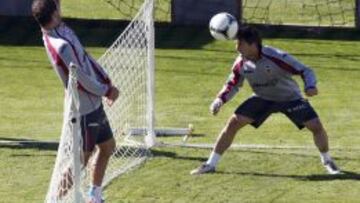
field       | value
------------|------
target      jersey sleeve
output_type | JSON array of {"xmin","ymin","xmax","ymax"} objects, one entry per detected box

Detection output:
[
  {"xmin": 58, "ymin": 43, "xmax": 111, "ymax": 97},
  {"xmin": 217, "ymin": 57, "xmax": 245, "ymax": 103},
  {"xmin": 88, "ymin": 54, "xmax": 112, "ymax": 85},
  {"xmin": 263, "ymin": 47, "xmax": 317, "ymax": 90},
  {"xmin": 280, "ymin": 53, "xmax": 317, "ymax": 90}
]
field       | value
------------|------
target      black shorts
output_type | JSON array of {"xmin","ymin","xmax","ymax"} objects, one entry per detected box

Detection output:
[
  {"xmin": 80, "ymin": 105, "xmax": 113, "ymax": 152},
  {"xmin": 235, "ymin": 96, "xmax": 318, "ymax": 129}
]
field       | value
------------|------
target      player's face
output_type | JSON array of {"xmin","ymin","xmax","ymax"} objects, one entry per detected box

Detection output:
[{"xmin": 236, "ymin": 40, "xmax": 259, "ymax": 60}]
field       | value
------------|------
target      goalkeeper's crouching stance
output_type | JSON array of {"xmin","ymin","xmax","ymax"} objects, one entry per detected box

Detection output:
[
  {"xmin": 191, "ymin": 26, "xmax": 340, "ymax": 175},
  {"xmin": 32, "ymin": 0, "xmax": 119, "ymax": 202}
]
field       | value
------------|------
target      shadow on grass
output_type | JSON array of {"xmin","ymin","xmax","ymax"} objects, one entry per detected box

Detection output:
[
  {"xmin": 151, "ymin": 148, "xmax": 207, "ymax": 162},
  {"xmin": 0, "ymin": 137, "xmax": 58, "ymax": 151},
  {"xmin": 183, "ymin": 148, "xmax": 360, "ymax": 180},
  {"xmin": 232, "ymin": 149, "xmax": 360, "ymax": 162},
  {"xmin": 157, "ymin": 133, "xmax": 205, "ymax": 138},
  {"xmin": 0, "ymin": 139, "xmax": 153, "ymax": 158},
  {"xmin": 216, "ymin": 170, "xmax": 360, "ymax": 181},
  {"xmin": 151, "ymin": 146, "xmax": 360, "ymax": 165}
]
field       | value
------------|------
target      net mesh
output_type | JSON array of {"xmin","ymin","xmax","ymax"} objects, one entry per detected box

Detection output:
[
  {"xmin": 45, "ymin": 0, "xmax": 154, "ymax": 202},
  {"xmin": 98, "ymin": 0, "xmax": 154, "ymax": 186},
  {"xmin": 102, "ymin": 0, "xmax": 171, "ymax": 21},
  {"xmin": 242, "ymin": 0, "xmax": 355, "ymax": 27},
  {"xmin": 45, "ymin": 66, "xmax": 84, "ymax": 202},
  {"xmin": 61, "ymin": 0, "xmax": 170, "ymax": 21}
]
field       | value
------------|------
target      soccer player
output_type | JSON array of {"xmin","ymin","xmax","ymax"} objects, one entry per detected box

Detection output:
[
  {"xmin": 32, "ymin": 0, "xmax": 118, "ymax": 202},
  {"xmin": 191, "ymin": 26, "xmax": 340, "ymax": 175}
]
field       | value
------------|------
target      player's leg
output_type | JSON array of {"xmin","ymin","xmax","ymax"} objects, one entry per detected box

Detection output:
[
  {"xmin": 282, "ymin": 99, "xmax": 340, "ymax": 174},
  {"xmin": 303, "ymin": 118, "xmax": 328, "ymax": 153},
  {"xmin": 213, "ymin": 114, "xmax": 253, "ymax": 155},
  {"xmin": 304, "ymin": 118, "xmax": 340, "ymax": 174},
  {"xmin": 190, "ymin": 114, "xmax": 252, "ymax": 175},
  {"xmin": 57, "ymin": 167, "xmax": 74, "ymax": 199},
  {"xmin": 86, "ymin": 106, "xmax": 115, "ymax": 203},
  {"xmin": 57, "ymin": 151, "xmax": 92, "ymax": 199},
  {"xmin": 92, "ymin": 137, "xmax": 115, "ymax": 186},
  {"xmin": 55, "ymin": 112, "xmax": 96, "ymax": 200},
  {"xmin": 86, "ymin": 138, "xmax": 115, "ymax": 203},
  {"xmin": 190, "ymin": 96, "xmax": 273, "ymax": 175}
]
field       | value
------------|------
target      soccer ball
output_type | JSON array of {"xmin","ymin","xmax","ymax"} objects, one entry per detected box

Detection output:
[{"xmin": 209, "ymin": 12, "xmax": 239, "ymax": 40}]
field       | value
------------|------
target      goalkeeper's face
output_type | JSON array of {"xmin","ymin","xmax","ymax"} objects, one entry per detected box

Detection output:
[{"xmin": 236, "ymin": 40, "xmax": 259, "ymax": 61}]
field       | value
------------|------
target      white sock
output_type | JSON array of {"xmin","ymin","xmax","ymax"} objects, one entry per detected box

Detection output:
[
  {"xmin": 206, "ymin": 151, "xmax": 221, "ymax": 167},
  {"xmin": 320, "ymin": 152, "xmax": 332, "ymax": 164}
]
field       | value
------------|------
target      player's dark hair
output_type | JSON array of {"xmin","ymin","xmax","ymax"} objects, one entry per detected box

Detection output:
[
  {"xmin": 236, "ymin": 26, "xmax": 262, "ymax": 49},
  {"xmin": 32, "ymin": 0, "xmax": 58, "ymax": 27}
]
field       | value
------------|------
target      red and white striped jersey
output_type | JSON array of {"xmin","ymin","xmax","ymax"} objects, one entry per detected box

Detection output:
[
  {"xmin": 217, "ymin": 46, "xmax": 317, "ymax": 103},
  {"xmin": 42, "ymin": 23, "xmax": 112, "ymax": 115}
]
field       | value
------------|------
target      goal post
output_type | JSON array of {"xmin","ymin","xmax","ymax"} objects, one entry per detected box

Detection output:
[
  {"xmin": 145, "ymin": 0, "xmax": 156, "ymax": 147},
  {"xmin": 45, "ymin": 64, "xmax": 84, "ymax": 203},
  {"xmin": 69, "ymin": 64, "xmax": 82, "ymax": 203}
]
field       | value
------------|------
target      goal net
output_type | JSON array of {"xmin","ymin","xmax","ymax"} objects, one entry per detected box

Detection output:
[
  {"xmin": 45, "ymin": 65, "xmax": 83, "ymax": 202},
  {"xmin": 91, "ymin": 0, "xmax": 356, "ymax": 27},
  {"xmin": 58, "ymin": 0, "xmax": 358, "ymax": 29},
  {"xmin": 45, "ymin": 0, "xmax": 156, "ymax": 202},
  {"xmin": 241, "ymin": 0, "xmax": 356, "ymax": 27}
]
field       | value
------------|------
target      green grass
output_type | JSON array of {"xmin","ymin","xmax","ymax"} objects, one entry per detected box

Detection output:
[
  {"xmin": 105, "ymin": 147, "xmax": 360, "ymax": 203},
  {"xmin": 1, "ymin": 34, "xmax": 360, "ymax": 202}
]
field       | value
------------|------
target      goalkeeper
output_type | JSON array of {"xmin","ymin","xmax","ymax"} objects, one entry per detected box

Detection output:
[
  {"xmin": 191, "ymin": 26, "xmax": 340, "ymax": 175},
  {"xmin": 32, "ymin": 0, "xmax": 118, "ymax": 202}
]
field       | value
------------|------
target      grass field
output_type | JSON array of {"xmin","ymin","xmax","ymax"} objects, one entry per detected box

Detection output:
[
  {"xmin": 1, "ymin": 1, "xmax": 360, "ymax": 202},
  {"xmin": 1, "ymin": 30, "xmax": 360, "ymax": 202}
]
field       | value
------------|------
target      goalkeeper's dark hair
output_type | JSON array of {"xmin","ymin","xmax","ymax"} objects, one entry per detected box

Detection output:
[
  {"xmin": 236, "ymin": 26, "xmax": 262, "ymax": 49},
  {"xmin": 32, "ymin": 0, "xmax": 58, "ymax": 27}
]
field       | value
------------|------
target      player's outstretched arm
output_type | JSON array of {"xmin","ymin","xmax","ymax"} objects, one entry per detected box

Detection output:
[
  {"xmin": 210, "ymin": 98, "xmax": 223, "ymax": 115},
  {"xmin": 213, "ymin": 58, "xmax": 244, "ymax": 115},
  {"xmin": 277, "ymin": 51, "xmax": 317, "ymax": 93}
]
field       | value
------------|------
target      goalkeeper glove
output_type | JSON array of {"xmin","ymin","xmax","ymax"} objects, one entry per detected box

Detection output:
[{"xmin": 210, "ymin": 98, "xmax": 223, "ymax": 116}]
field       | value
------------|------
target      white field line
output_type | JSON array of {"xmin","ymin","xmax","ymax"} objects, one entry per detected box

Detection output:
[
  {"xmin": 157, "ymin": 142, "xmax": 360, "ymax": 151},
  {"xmin": 2, "ymin": 140, "xmax": 360, "ymax": 151}
]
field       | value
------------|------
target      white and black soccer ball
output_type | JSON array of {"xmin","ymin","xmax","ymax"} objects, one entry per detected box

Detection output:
[{"xmin": 209, "ymin": 12, "xmax": 239, "ymax": 40}]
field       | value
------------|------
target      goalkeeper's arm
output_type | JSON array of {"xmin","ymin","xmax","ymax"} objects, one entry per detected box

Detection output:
[
  {"xmin": 211, "ymin": 58, "xmax": 244, "ymax": 115},
  {"xmin": 273, "ymin": 51, "xmax": 317, "ymax": 92}
]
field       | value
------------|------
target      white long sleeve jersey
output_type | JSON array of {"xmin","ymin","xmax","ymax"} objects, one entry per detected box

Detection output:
[
  {"xmin": 218, "ymin": 46, "xmax": 317, "ymax": 103},
  {"xmin": 42, "ymin": 23, "xmax": 112, "ymax": 115}
]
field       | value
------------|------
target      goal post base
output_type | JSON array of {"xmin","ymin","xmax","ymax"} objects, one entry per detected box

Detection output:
[
  {"xmin": 128, "ymin": 124, "xmax": 194, "ymax": 147},
  {"xmin": 128, "ymin": 125, "xmax": 194, "ymax": 137}
]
